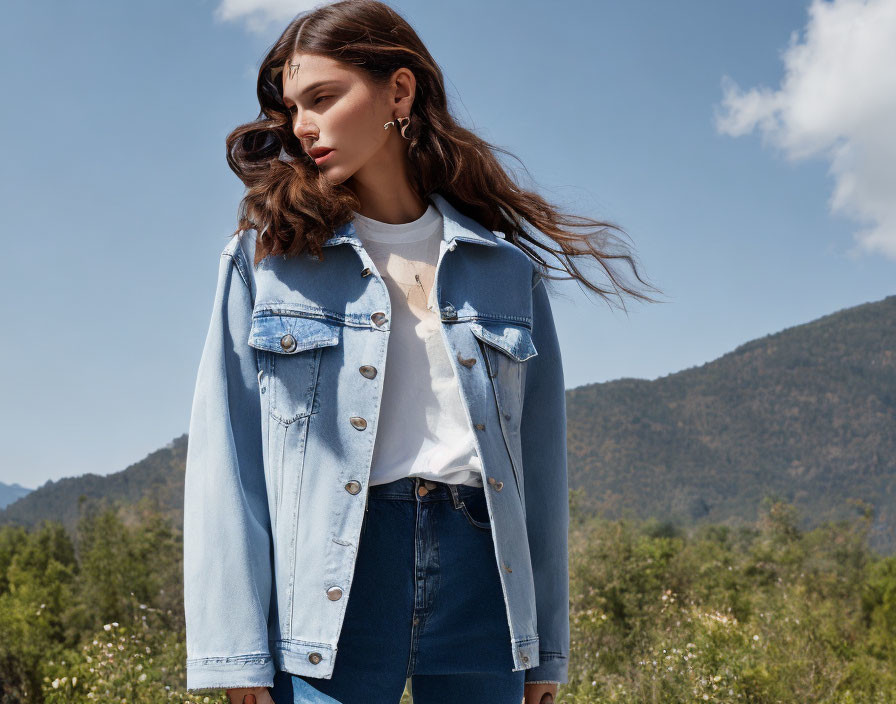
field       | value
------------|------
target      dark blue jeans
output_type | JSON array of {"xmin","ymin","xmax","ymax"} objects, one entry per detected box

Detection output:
[{"xmin": 268, "ymin": 475, "xmax": 525, "ymax": 703}]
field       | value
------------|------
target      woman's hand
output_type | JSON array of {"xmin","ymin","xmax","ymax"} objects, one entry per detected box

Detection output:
[
  {"xmin": 225, "ymin": 686, "xmax": 277, "ymax": 704},
  {"xmin": 524, "ymin": 681, "xmax": 558, "ymax": 704}
]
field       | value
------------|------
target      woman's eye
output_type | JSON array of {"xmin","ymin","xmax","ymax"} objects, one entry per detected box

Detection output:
[{"xmin": 284, "ymin": 96, "xmax": 329, "ymax": 114}]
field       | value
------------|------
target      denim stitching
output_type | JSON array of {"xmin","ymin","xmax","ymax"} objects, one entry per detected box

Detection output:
[{"xmin": 406, "ymin": 482, "xmax": 421, "ymax": 678}]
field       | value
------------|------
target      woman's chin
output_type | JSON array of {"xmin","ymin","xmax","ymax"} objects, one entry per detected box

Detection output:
[{"xmin": 321, "ymin": 167, "xmax": 352, "ymax": 185}]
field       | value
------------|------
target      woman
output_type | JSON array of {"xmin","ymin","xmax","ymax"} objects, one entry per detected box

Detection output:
[{"xmin": 182, "ymin": 2, "xmax": 657, "ymax": 703}]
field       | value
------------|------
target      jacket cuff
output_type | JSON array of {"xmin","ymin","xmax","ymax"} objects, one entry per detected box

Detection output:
[
  {"xmin": 524, "ymin": 654, "xmax": 568, "ymax": 684},
  {"xmin": 185, "ymin": 654, "xmax": 275, "ymax": 692}
]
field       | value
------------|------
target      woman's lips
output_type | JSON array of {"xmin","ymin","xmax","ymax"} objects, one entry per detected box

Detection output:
[{"xmin": 313, "ymin": 149, "xmax": 335, "ymax": 165}]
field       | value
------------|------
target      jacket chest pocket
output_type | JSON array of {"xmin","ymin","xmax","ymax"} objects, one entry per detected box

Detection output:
[
  {"xmin": 470, "ymin": 321, "xmax": 538, "ymax": 503},
  {"xmin": 248, "ymin": 312, "xmax": 342, "ymax": 426}
]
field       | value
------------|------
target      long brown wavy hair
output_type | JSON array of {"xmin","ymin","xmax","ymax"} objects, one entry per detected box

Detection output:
[{"xmin": 225, "ymin": 0, "xmax": 660, "ymax": 309}]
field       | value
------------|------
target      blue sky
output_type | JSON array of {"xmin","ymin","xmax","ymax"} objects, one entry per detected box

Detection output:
[{"xmin": 2, "ymin": 0, "xmax": 893, "ymax": 488}]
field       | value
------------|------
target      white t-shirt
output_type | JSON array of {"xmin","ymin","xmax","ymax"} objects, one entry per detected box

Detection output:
[{"xmin": 351, "ymin": 202, "xmax": 483, "ymax": 488}]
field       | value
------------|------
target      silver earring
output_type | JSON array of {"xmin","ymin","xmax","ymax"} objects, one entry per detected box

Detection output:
[{"xmin": 383, "ymin": 116, "xmax": 412, "ymax": 140}]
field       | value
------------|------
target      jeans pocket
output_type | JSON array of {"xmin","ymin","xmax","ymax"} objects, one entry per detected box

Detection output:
[{"xmin": 458, "ymin": 488, "xmax": 492, "ymax": 531}]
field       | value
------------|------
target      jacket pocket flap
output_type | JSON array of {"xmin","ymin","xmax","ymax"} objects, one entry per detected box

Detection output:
[
  {"xmin": 248, "ymin": 314, "xmax": 341, "ymax": 354},
  {"xmin": 470, "ymin": 321, "xmax": 538, "ymax": 362}
]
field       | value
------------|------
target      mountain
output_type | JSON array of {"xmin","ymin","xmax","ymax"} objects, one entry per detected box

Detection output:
[
  {"xmin": 0, "ymin": 482, "xmax": 34, "ymax": 510},
  {"xmin": 1, "ymin": 295, "xmax": 894, "ymax": 554},
  {"xmin": 566, "ymin": 293, "xmax": 896, "ymax": 555},
  {"xmin": 0, "ymin": 435, "xmax": 188, "ymax": 534}
]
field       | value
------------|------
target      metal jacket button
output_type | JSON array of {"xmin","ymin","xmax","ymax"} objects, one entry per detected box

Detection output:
[
  {"xmin": 280, "ymin": 333, "xmax": 297, "ymax": 352},
  {"xmin": 345, "ymin": 481, "xmax": 361, "ymax": 494},
  {"xmin": 350, "ymin": 417, "xmax": 368, "ymax": 430},
  {"xmin": 361, "ymin": 267, "xmax": 371, "ymax": 277},
  {"xmin": 475, "ymin": 423, "xmax": 485, "ymax": 430},
  {"xmin": 370, "ymin": 311, "xmax": 387, "ymax": 326},
  {"xmin": 440, "ymin": 304, "xmax": 457, "ymax": 320},
  {"xmin": 327, "ymin": 586, "xmax": 343, "ymax": 600},
  {"xmin": 359, "ymin": 365, "xmax": 377, "ymax": 378},
  {"xmin": 308, "ymin": 652, "xmax": 322, "ymax": 664}
]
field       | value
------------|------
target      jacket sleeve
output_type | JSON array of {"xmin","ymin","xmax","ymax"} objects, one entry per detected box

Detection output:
[
  {"xmin": 183, "ymin": 244, "xmax": 275, "ymax": 692},
  {"xmin": 519, "ymin": 268, "xmax": 570, "ymax": 684}
]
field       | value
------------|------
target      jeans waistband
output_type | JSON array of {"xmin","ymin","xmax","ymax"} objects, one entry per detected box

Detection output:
[{"xmin": 367, "ymin": 476, "xmax": 484, "ymax": 506}]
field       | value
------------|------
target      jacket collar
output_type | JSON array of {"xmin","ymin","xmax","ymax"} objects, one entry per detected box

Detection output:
[{"xmin": 321, "ymin": 192, "xmax": 501, "ymax": 249}]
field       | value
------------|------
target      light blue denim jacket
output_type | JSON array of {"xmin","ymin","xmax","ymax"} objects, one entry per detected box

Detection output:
[{"xmin": 183, "ymin": 192, "xmax": 569, "ymax": 692}]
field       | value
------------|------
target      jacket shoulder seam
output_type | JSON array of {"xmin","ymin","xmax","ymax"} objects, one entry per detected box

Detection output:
[{"xmin": 221, "ymin": 241, "xmax": 255, "ymax": 305}]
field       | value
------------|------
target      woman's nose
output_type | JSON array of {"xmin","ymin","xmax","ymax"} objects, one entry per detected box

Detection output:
[{"xmin": 295, "ymin": 120, "xmax": 318, "ymax": 145}]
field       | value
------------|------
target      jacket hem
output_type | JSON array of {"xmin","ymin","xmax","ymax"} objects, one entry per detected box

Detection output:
[{"xmin": 267, "ymin": 636, "xmax": 543, "ymax": 679}]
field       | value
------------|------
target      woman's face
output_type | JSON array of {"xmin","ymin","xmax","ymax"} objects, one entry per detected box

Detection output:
[{"xmin": 281, "ymin": 53, "xmax": 410, "ymax": 186}]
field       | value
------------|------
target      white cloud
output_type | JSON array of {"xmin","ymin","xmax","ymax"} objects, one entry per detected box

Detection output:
[
  {"xmin": 214, "ymin": 0, "xmax": 326, "ymax": 35},
  {"xmin": 714, "ymin": 0, "xmax": 896, "ymax": 260}
]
